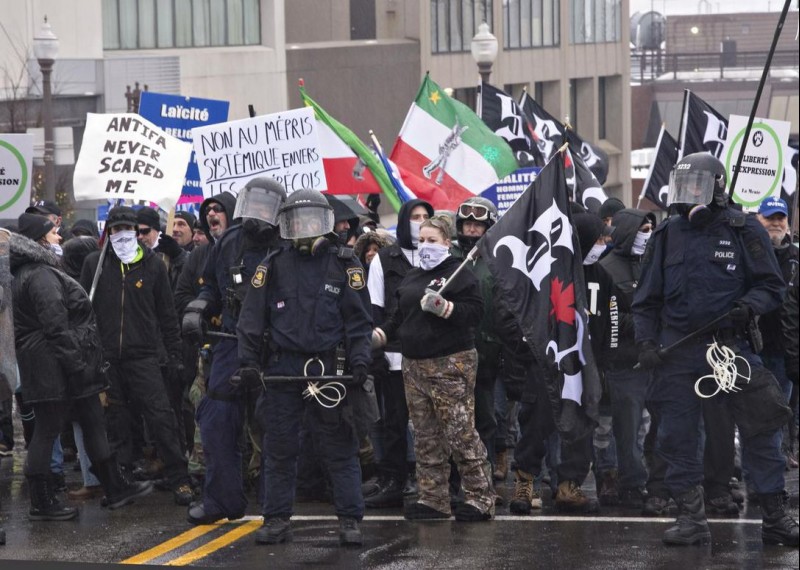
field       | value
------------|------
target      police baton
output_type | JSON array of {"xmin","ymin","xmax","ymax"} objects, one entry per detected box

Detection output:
[
  {"xmin": 206, "ymin": 331, "xmax": 237, "ymax": 340},
  {"xmin": 633, "ymin": 311, "xmax": 732, "ymax": 370}
]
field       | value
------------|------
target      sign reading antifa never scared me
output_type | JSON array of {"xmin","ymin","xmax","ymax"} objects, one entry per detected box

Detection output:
[
  {"xmin": 192, "ymin": 106, "xmax": 327, "ymax": 196},
  {"xmin": 73, "ymin": 113, "xmax": 192, "ymax": 212}
]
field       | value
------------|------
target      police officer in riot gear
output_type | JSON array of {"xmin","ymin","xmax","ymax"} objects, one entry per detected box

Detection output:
[
  {"xmin": 237, "ymin": 188, "xmax": 373, "ymax": 547},
  {"xmin": 182, "ymin": 177, "xmax": 287, "ymax": 525},
  {"xmin": 633, "ymin": 153, "xmax": 798, "ymax": 547}
]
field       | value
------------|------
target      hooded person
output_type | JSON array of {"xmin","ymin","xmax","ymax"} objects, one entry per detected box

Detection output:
[
  {"xmin": 354, "ymin": 230, "xmax": 392, "ymax": 270},
  {"xmin": 10, "ymin": 226, "xmax": 152, "ymax": 521},
  {"xmin": 61, "ymin": 236, "xmax": 100, "ymax": 280},
  {"xmin": 363, "ymin": 198, "xmax": 434, "ymax": 508},
  {"xmin": 597, "ymin": 207, "xmax": 656, "ymax": 510},
  {"xmin": 174, "ymin": 192, "xmax": 237, "ymax": 316}
]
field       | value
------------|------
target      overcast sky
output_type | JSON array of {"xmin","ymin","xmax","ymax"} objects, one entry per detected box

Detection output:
[{"xmin": 630, "ymin": 0, "xmax": 791, "ymax": 16}]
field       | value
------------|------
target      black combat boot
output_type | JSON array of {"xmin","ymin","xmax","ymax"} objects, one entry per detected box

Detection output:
[
  {"xmin": 662, "ymin": 486, "xmax": 711, "ymax": 546},
  {"xmin": 92, "ymin": 457, "xmax": 154, "ymax": 510},
  {"xmin": 364, "ymin": 477, "xmax": 404, "ymax": 508},
  {"xmin": 27, "ymin": 475, "xmax": 78, "ymax": 521},
  {"xmin": 338, "ymin": 516, "xmax": 363, "ymax": 546},
  {"xmin": 255, "ymin": 517, "xmax": 292, "ymax": 544},
  {"xmin": 759, "ymin": 492, "xmax": 800, "ymax": 546}
]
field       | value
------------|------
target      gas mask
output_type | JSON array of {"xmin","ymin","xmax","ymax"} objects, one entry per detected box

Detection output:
[{"xmin": 293, "ymin": 236, "xmax": 329, "ymax": 256}]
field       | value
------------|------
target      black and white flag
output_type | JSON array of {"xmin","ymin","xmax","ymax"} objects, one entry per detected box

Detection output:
[
  {"xmin": 566, "ymin": 129, "xmax": 609, "ymax": 185},
  {"xmin": 518, "ymin": 91, "xmax": 566, "ymax": 166},
  {"xmin": 640, "ymin": 125, "xmax": 679, "ymax": 210},
  {"xmin": 679, "ymin": 90, "xmax": 728, "ymax": 159},
  {"xmin": 479, "ymin": 82, "xmax": 537, "ymax": 166},
  {"xmin": 478, "ymin": 152, "xmax": 601, "ymax": 442}
]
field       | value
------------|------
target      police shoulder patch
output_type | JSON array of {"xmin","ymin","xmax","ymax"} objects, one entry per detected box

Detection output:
[
  {"xmin": 346, "ymin": 267, "xmax": 365, "ymax": 290},
  {"xmin": 746, "ymin": 238, "xmax": 765, "ymax": 260},
  {"xmin": 251, "ymin": 265, "xmax": 268, "ymax": 288}
]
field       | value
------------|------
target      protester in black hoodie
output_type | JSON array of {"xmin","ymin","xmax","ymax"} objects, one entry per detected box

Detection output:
[
  {"xmin": 80, "ymin": 206, "xmax": 192, "ymax": 506},
  {"xmin": 363, "ymin": 198, "xmax": 433, "ymax": 508},
  {"xmin": 374, "ymin": 215, "xmax": 493, "ymax": 522},
  {"xmin": 598, "ymin": 208, "xmax": 655, "ymax": 509}
]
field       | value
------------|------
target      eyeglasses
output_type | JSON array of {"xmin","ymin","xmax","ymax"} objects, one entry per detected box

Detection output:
[
  {"xmin": 207, "ymin": 204, "xmax": 224, "ymax": 214},
  {"xmin": 458, "ymin": 204, "xmax": 490, "ymax": 221},
  {"xmin": 137, "ymin": 227, "xmax": 153, "ymax": 236}
]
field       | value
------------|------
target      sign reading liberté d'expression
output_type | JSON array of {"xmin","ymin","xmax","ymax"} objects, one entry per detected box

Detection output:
[
  {"xmin": 724, "ymin": 114, "xmax": 791, "ymax": 210},
  {"xmin": 0, "ymin": 134, "xmax": 33, "ymax": 219},
  {"xmin": 73, "ymin": 113, "xmax": 193, "ymax": 212},
  {"xmin": 192, "ymin": 106, "xmax": 327, "ymax": 197},
  {"xmin": 138, "ymin": 92, "xmax": 229, "ymax": 205}
]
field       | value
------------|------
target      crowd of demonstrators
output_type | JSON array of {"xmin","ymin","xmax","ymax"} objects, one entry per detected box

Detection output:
[
  {"xmin": 1, "ymin": 160, "xmax": 798, "ymax": 554},
  {"xmin": 237, "ymin": 189, "xmax": 373, "ymax": 545},
  {"xmin": 373, "ymin": 215, "xmax": 494, "ymax": 521},
  {"xmin": 181, "ymin": 179, "xmax": 287, "ymax": 526}
]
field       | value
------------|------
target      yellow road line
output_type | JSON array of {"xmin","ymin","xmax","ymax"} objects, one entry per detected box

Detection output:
[
  {"xmin": 165, "ymin": 519, "xmax": 263, "ymax": 566},
  {"xmin": 121, "ymin": 523, "xmax": 222, "ymax": 565}
]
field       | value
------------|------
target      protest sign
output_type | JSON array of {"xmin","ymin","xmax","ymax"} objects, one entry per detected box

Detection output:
[
  {"xmin": 479, "ymin": 166, "xmax": 540, "ymax": 216},
  {"xmin": 192, "ymin": 106, "xmax": 327, "ymax": 197},
  {"xmin": 138, "ymin": 92, "xmax": 229, "ymax": 206},
  {"xmin": 73, "ymin": 113, "xmax": 192, "ymax": 212},
  {"xmin": 0, "ymin": 134, "xmax": 33, "ymax": 219},
  {"xmin": 724, "ymin": 114, "xmax": 791, "ymax": 210}
]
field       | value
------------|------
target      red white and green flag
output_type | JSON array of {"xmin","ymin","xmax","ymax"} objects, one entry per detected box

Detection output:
[
  {"xmin": 299, "ymin": 83, "xmax": 401, "ymax": 211},
  {"xmin": 390, "ymin": 74, "xmax": 518, "ymax": 211}
]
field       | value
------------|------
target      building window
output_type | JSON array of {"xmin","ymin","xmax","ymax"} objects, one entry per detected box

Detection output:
[
  {"xmin": 503, "ymin": 0, "xmax": 559, "ymax": 49},
  {"xmin": 569, "ymin": 0, "xmax": 621, "ymax": 44},
  {"xmin": 598, "ymin": 76, "xmax": 606, "ymax": 140},
  {"xmin": 431, "ymin": 0, "xmax": 494, "ymax": 54},
  {"xmin": 103, "ymin": 0, "xmax": 261, "ymax": 50}
]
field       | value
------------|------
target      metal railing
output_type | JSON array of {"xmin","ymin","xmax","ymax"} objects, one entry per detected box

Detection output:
[{"xmin": 632, "ymin": 49, "xmax": 799, "ymax": 82}]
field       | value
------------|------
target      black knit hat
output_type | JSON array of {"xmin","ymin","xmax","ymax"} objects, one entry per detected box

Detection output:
[
  {"xmin": 106, "ymin": 206, "xmax": 138, "ymax": 229},
  {"xmin": 136, "ymin": 206, "xmax": 161, "ymax": 231},
  {"xmin": 175, "ymin": 211, "xmax": 197, "ymax": 228},
  {"xmin": 17, "ymin": 213, "xmax": 55, "ymax": 242},
  {"xmin": 25, "ymin": 200, "xmax": 62, "ymax": 217},
  {"xmin": 599, "ymin": 197, "xmax": 625, "ymax": 221}
]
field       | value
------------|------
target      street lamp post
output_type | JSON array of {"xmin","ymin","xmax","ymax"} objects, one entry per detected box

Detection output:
[
  {"xmin": 33, "ymin": 17, "xmax": 59, "ymax": 204},
  {"xmin": 470, "ymin": 22, "xmax": 499, "ymax": 84}
]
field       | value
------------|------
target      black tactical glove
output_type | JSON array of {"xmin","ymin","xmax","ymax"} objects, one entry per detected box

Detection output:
[
  {"xmin": 352, "ymin": 364, "xmax": 369, "ymax": 387},
  {"xmin": 230, "ymin": 366, "xmax": 261, "ymax": 389},
  {"xmin": 182, "ymin": 299, "xmax": 209, "ymax": 343},
  {"xmin": 637, "ymin": 341, "xmax": 662, "ymax": 370},
  {"xmin": 729, "ymin": 302, "xmax": 752, "ymax": 328},
  {"xmin": 157, "ymin": 233, "xmax": 184, "ymax": 260}
]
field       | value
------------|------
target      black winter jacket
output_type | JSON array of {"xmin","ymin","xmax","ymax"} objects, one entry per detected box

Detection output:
[
  {"xmin": 80, "ymin": 245, "xmax": 181, "ymax": 361},
  {"xmin": 11, "ymin": 233, "xmax": 106, "ymax": 402},
  {"xmin": 760, "ymin": 238, "xmax": 799, "ymax": 380},
  {"xmin": 382, "ymin": 255, "xmax": 482, "ymax": 360}
]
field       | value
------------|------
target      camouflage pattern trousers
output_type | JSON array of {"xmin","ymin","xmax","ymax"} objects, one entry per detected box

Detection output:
[{"xmin": 403, "ymin": 349, "xmax": 495, "ymax": 515}]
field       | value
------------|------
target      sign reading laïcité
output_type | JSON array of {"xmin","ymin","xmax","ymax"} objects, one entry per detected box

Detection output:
[{"xmin": 724, "ymin": 115, "xmax": 791, "ymax": 210}]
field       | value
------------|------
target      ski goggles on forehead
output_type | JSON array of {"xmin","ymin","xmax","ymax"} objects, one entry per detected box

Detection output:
[{"xmin": 458, "ymin": 204, "xmax": 490, "ymax": 221}]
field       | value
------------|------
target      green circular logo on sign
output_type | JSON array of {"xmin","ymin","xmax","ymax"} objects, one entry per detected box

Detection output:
[
  {"xmin": 0, "ymin": 139, "xmax": 29, "ymax": 213},
  {"xmin": 724, "ymin": 122, "xmax": 783, "ymax": 208}
]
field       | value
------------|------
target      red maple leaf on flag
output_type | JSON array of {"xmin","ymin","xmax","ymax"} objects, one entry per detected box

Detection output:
[{"xmin": 550, "ymin": 277, "xmax": 575, "ymax": 325}]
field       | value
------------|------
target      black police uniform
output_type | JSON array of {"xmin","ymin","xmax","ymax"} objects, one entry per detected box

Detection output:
[
  {"xmin": 632, "ymin": 208, "xmax": 786, "ymax": 497},
  {"xmin": 193, "ymin": 225, "xmax": 280, "ymax": 519},
  {"xmin": 237, "ymin": 243, "xmax": 373, "ymax": 522}
]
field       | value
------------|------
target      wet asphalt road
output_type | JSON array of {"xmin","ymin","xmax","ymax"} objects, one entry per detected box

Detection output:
[{"xmin": 1, "ymin": 447, "xmax": 798, "ymax": 569}]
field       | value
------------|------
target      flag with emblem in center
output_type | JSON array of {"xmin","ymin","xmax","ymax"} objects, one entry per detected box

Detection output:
[{"xmin": 390, "ymin": 74, "xmax": 518, "ymax": 211}]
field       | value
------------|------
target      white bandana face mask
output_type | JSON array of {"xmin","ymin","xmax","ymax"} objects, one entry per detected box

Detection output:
[
  {"xmin": 583, "ymin": 243, "xmax": 606, "ymax": 265},
  {"xmin": 110, "ymin": 230, "xmax": 138, "ymax": 263},
  {"xmin": 49, "ymin": 243, "xmax": 63, "ymax": 257},
  {"xmin": 418, "ymin": 242, "xmax": 450, "ymax": 271},
  {"xmin": 631, "ymin": 230, "xmax": 651, "ymax": 256},
  {"xmin": 409, "ymin": 221, "xmax": 422, "ymax": 248}
]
